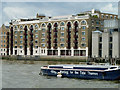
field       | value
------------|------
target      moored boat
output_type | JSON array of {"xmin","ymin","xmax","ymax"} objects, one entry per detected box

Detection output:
[{"xmin": 40, "ymin": 64, "xmax": 120, "ymax": 80}]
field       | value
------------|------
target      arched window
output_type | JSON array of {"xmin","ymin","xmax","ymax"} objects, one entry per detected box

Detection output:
[
  {"xmin": 81, "ymin": 20, "xmax": 86, "ymax": 24},
  {"xmin": 15, "ymin": 26, "xmax": 17, "ymax": 30},
  {"xmin": 42, "ymin": 23, "xmax": 46, "ymax": 27},
  {"xmin": 35, "ymin": 24, "xmax": 38, "ymax": 28},
  {"xmin": 60, "ymin": 22, "xmax": 65, "ymax": 26},
  {"xmin": 54, "ymin": 23, "xmax": 58, "ymax": 27},
  {"xmin": 20, "ymin": 25, "xmax": 23, "ymax": 29}
]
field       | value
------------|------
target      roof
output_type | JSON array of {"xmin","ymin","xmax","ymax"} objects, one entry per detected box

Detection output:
[{"xmin": 93, "ymin": 30, "xmax": 102, "ymax": 33}]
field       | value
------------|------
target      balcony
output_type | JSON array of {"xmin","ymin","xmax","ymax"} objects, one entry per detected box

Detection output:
[
  {"xmin": 66, "ymin": 46, "xmax": 71, "ymax": 49},
  {"xmin": 74, "ymin": 46, "xmax": 78, "ymax": 49},
  {"xmin": 24, "ymin": 38, "xmax": 27, "ymax": 41},
  {"xmin": 74, "ymin": 23, "xmax": 78, "ymax": 26},
  {"xmin": 47, "ymin": 46, "xmax": 51, "ymax": 49},
  {"xmin": 66, "ymin": 40, "xmax": 71, "ymax": 43},
  {"xmin": 74, "ymin": 40, "xmax": 78, "ymax": 43},
  {"xmin": 54, "ymin": 29, "xmax": 57, "ymax": 32},
  {"xmin": 29, "ymin": 42, "xmax": 33, "ymax": 46},
  {"xmin": 29, "ymin": 32, "xmax": 33, "ymax": 36},
  {"xmin": 24, "ymin": 32, "xmax": 27, "ymax": 35},
  {"xmin": 47, "ymin": 41, "xmax": 51, "ymax": 43},
  {"xmin": 53, "ymin": 46, "xmax": 57, "ymax": 49},
  {"xmin": 6, "ymin": 45, "xmax": 9, "ymax": 48},
  {"xmin": 67, "ymin": 23, "xmax": 71, "ymax": 27},
  {"xmin": 67, "ymin": 30, "xmax": 71, "ymax": 33},
  {"xmin": 47, "ymin": 36, "xmax": 51, "ymax": 39},
  {"xmin": 66, "ymin": 35, "xmax": 71, "ymax": 38},
  {"xmin": 54, "ymin": 24, "xmax": 58, "ymax": 27},
  {"xmin": 53, "ymin": 40, "xmax": 57, "ymax": 43},
  {"xmin": 74, "ymin": 29, "xmax": 78, "ymax": 32},
  {"xmin": 54, "ymin": 34, "xmax": 57, "ymax": 37},
  {"xmin": 47, "ymin": 30, "xmax": 51, "ymax": 33},
  {"xmin": 74, "ymin": 35, "xmax": 78, "ymax": 38},
  {"xmin": 47, "ymin": 25, "xmax": 51, "ymax": 28},
  {"xmin": 24, "ymin": 43, "xmax": 27, "ymax": 46}
]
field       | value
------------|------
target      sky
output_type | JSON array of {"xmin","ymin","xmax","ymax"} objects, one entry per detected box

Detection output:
[{"xmin": 0, "ymin": 0, "xmax": 119, "ymax": 27}]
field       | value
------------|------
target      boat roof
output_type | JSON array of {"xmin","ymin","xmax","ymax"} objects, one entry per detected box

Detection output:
[{"xmin": 48, "ymin": 64, "xmax": 119, "ymax": 68}]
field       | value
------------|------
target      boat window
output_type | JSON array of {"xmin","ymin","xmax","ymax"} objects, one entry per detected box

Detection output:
[
  {"xmin": 49, "ymin": 66, "xmax": 63, "ymax": 68},
  {"xmin": 73, "ymin": 67, "xmax": 108, "ymax": 70},
  {"xmin": 110, "ymin": 67, "xmax": 117, "ymax": 69}
]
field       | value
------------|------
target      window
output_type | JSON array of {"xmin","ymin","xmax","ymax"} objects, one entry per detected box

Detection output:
[
  {"xmin": 20, "ymin": 31, "xmax": 23, "ymax": 34},
  {"xmin": 60, "ymin": 22, "xmax": 65, "ymax": 26},
  {"xmin": 15, "ymin": 41, "xmax": 17, "ymax": 44},
  {"xmin": 81, "ymin": 20, "xmax": 86, "ymax": 24},
  {"xmin": 61, "ymin": 44, "xmax": 64, "ymax": 47},
  {"xmin": 42, "ymin": 39, "xmax": 45, "ymax": 42},
  {"xmin": 42, "ymin": 44, "xmax": 45, "ymax": 47},
  {"xmin": 42, "ymin": 23, "xmax": 46, "ymax": 27},
  {"xmin": 35, "ymin": 40, "xmax": 38, "ymax": 43},
  {"xmin": 20, "ymin": 36, "xmax": 23, "ymax": 39},
  {"xmin": 42, "ymin": 28, "xmax": 45, "ymax": 32},
  {"xmin": 101, "ymin": 21, "xmax": 103, "ymax": 25},
  {"xmin": 61, "ymin": 27, "xmax": 64, "ymax": 30},
  {"xmin": 106, "ymin": 15, "xmax": 108, "ymax": 18},
  {"xmin": 96, "ymin": 21, "xmax": 99, "ymax": 24},
  {"xmin": 60, "ymin": 38, "xmax": 64, "ymax": 42},
  {"xmin": 99, "ymin": 44, "xmax": 102, "ymax": 49},
  {"xmin": 4, "ymin": 45, "xmax": 5, "ymax": 47},
  {"xmin": 36, "ymin": 51, "xmax": 37, "ymax": 53},
  {"xmin": 42, "ymin": 33, "xmax": 45, "ymax": 37},
  {"xmin": 14, "ymin": 31, "xmax": 17, "ymax": 34},
  {"xmin": 4, "ymin": 32, "xmax": 5, "ymax": 34},
  {"xmin": 81, "ymin": 43, "xmax": 86, "ymax": 47},
  {"xmin": 15, "ymin": 36, "xmax": 17, "ymax": 39},
  {"xmin": 35, "ymin": 35, "xmax": 38, "ymax": 38},
  {"xmin": 20, "ymin": 41, "xmax": 23, "ymax": 44},
  {"xmin": 109, "ymin": 44, "xmax": 112, "ymax": 49},
  {"xmin": 96, "ymin": 27, "xmax": 99, "ymax": 30},
  {"xmin": 101, "ymin": 15, "xmax": 104, "ymax": 18},
  {"xmin": 61, "ymin": 32, "xmax": 64, "ymax": 36},
  {"xmin": 35, "ymin": 46, "xmax": 38, "ymax": 48},
  {"xmin": 35, "ymin": 24, "xmax": 38, "ymax": 28},
  {"xmin": 82, "ymin": 37, "xmax": 85, "ymax": 41},
  {"xmin": 20, "ymin": 26, "xmax": 23, "ymax": 29},
  {"xmin": 110, "ymin": 16, "xmax": 113, "ymax": 19},
  {"xmin": 99, "ymin": 37, "xmax": 102, "ymax": 42},
  {"xmin": 20, "ymin": 46, "xmax": 23, "ymax": 48},
  {"xmin": 15, "ymin": 46, "xmax": 17, "ymax": 48},
  {"xmin": 114, "ymin": 16, "xmax": 116, "ymax": 19},
  {"xmin": 35, "ymin": 30, "xmax": 38, "ymax": 33},
  {"xmin": 110, "ymin": 37, "xmax": 112, "ymax": 42},
  {"xmin": 15, "ymin": 26, "xmax": 17, "ymax": 30},
  {"xmin": 82, "ymin": 32, "xmax": 85, "ymax": 35},
  {"xmin": 4, "ymin": 40, "xmax": 5, "ymax": 43},
  {"xmin": 82, "ymin": 26, "xmax": 86, "ymax": 30}
]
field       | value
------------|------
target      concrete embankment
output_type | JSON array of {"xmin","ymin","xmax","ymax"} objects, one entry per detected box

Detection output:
[{"xmin": 1, "ymin": 55, "xmax": 87, "ymax": 62}]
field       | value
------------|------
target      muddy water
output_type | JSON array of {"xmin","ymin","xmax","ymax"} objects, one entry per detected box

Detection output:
[{"xmin": 2, "ymin": 60, "xmax": 120, "ymax": 88}]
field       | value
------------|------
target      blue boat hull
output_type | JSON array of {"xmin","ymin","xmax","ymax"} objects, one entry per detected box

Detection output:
[{"xmin": 40, "ymin": 69, "xmax": 120, "ymax": 80}]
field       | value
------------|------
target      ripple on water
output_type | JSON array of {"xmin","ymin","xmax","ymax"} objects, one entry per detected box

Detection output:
[{"xmin": 2, "ymin": 60, "xmax": 120, "ymax": 88}]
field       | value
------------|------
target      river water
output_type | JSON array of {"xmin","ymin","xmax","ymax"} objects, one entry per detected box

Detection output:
[{"xmin": 2, "ymin": 60, "xmax": 120, "ymax": 88}]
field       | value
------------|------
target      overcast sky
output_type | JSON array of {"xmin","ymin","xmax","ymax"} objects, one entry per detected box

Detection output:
[{"xmin": 0, "ymin": 1, "xmax": 119, "ymax": 27}]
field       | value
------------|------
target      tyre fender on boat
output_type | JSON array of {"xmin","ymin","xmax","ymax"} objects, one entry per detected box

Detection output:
[
  {"xmin": 102, "ymin": 72, "xmax": 106, "ymax": 79},
  {"xmin": 57, "ymin": 72, "xmax": 62, "ymax": 78}
]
